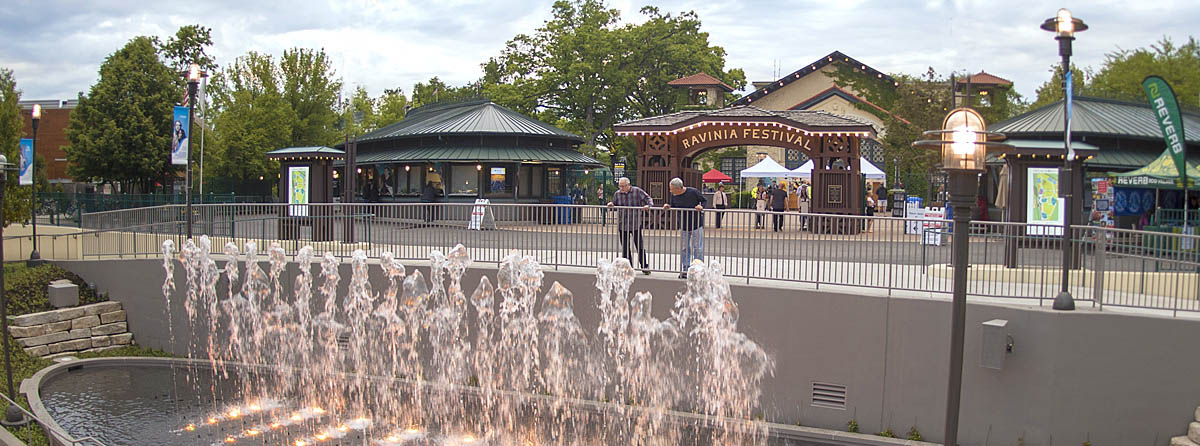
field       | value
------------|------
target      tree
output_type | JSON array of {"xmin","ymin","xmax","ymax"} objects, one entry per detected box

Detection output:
[
  {"xmin": 279, "ymin": 48, "xmax": 342, "ymax": 146},
  {"xmin": 0, "ymin": 69, "xmax": 32, "ymax": 225},
  {"xmin": 205, "ymin": 52, "xmax": 292, "ymax": 187},
  {"xmin": 64, "ymin": 36, "xmax": 179, "ymax": 192},
  {"xmin": 1088, "ymin": 37, "xmax": 1200, "ymax": 108},
  {"xmin": 411, "ymin": 77, "xmax": 481, "ymax": 109},
  {"xmin": 484, "ymin": 0, "xmax": 742, "ymax": 163},
  {"xmin": 375, "ymin": 88, "xmax": 408, "ymax": 127},
  {"xmin": 338, "ymin": 85, "xmax": 376, "ymax": 136},
  {"xmin": 155, "ymin": 24, "xmax": 217, "ymax": 77},
  {"xmin": 1029, "ymin": 64, "xmax": 1089, "ymax": 110}
]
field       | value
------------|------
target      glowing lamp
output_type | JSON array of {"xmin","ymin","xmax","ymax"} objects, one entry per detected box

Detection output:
[
  {"xmin": 1040, "ymin": 8, "xmax": 1087, "ymax": 39},
  {"xmin": 188, "ymin": 64, "xmax": 201, "ymax": 82}
]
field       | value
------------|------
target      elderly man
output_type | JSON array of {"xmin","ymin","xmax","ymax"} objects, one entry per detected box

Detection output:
[
  {"xmin": 663, "ymin": 177, "xmax": 706, "ymax": 279},
  {"xmin": 607, "ymin": 177, "xmax": 652, "ymax": 275}
]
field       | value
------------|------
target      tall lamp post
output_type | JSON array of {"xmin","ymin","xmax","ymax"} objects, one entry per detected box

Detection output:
[
  {"xmin": 28, "ymin": 105, "xmax": 40, "ymax": 264},
  {"xmin": 185, "ymin": 64, "xmax": 200, "ymax": 239},
  {"xmin": 915, "ymin": 108, "xmax": 1007, "ymax": 446},
  {"xmin": 1041, "ymin": 8, "xmax": 1087, "ymax": 311},
  {"xmin": 0, "ymin": 155, "xmax": 29, "ymax": 427}
]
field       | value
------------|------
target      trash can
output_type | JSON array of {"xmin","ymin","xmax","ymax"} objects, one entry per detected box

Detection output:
[{"xmin": 552, "ymin": 195, "xmax": 573, "ymax": 224}]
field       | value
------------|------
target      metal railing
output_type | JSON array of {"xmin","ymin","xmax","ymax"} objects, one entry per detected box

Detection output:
[{"xmin": 11, "ymin": 202, "xmax": 1200, "ymax": 316}]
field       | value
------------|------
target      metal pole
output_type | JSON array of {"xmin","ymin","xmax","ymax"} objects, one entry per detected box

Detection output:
[
  {"xmin": 186, "ymin": 79, "xmax": 198, "ymax": 240},
  {"xmin": 944, "ymin": 171, "xmax": 976, "ymax": 446},
  {"xmin": 29, "ymin": 116, "xmax": 39, "ymax": 262},
  {"xmin": 1054, "ymin": 35, "xmax": 1076, "ymax": 310}
]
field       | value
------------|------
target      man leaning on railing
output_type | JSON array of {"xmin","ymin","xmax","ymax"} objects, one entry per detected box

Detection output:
[{"xmin": 607, "ymin": 177, "xmax": 652, "ymax": 275}]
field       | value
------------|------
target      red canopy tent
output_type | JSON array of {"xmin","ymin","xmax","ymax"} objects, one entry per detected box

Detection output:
[{"xmin": 702, "ymin": 169, "xmax": 732, "ymax": 183}]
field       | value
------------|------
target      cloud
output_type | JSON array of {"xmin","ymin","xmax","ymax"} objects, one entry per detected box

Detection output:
[{"xmin": 1, "ymin": 0, "xmax": 1197, "ymax": 103}]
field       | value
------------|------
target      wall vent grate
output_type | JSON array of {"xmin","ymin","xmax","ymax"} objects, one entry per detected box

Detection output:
[{"xmin": 811, "ymin": 382, "xmax": 847, "ymax": 410}]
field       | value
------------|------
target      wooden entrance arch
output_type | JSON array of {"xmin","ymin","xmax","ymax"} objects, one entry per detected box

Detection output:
[{"xmin": 614, "ymin": 106, "xmax": 876, "ymax": 215}]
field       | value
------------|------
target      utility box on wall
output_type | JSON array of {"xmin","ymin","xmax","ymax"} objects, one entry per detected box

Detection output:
[{"xmin": 981, "ymin": 319, "xmax": 1011, "ymax": 370}]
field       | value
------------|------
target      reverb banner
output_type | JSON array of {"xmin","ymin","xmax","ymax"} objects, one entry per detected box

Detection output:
[
  {"xmin": 171, "ymin": 106, "xmax": 189, "ymax": 166},
  {"xmin": 1142, "ymin": 76, "xmax": 1187, "ymax": 187},
  {"xmin": 18, "ymin": 138, "xmax": 32, "ymax": 185}
]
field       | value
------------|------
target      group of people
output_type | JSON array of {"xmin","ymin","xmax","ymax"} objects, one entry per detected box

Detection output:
[
  {"xmin": 607, "ymin": 177, "xmax": 706, "ymax": 279},
  {"xmin": 749, "ymin": 180, "xmax": 810, "ymax": 232}
]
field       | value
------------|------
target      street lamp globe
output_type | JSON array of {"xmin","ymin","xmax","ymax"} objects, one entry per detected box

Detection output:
[
  {"xmin": 940, "ymin": 108, "xmax": 987, "ymax": 172},
  {"xmin": 1041, "ymin": 8, "xmax": 1088, "ymax": 38},
  {"xmin": 187, "ymin": 63, "xmax": 201, "ymax": 82},
  {"xmin": 30, "ymin": 104, "xmax": 40, "ymax": 121}
]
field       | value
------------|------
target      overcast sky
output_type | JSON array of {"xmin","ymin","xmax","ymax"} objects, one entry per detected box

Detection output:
[{"xmin": 2, "ymin": 0, "xmax": 1197, "ymax": 105}]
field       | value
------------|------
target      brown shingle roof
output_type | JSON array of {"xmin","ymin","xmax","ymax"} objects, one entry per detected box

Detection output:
[
  {"xmin": 614, "ymin": 105, "xmax": 876, "ymax": 134},
  {"xmin": 956, "ymin": 71, "xmax": 1012, "ymax": 86},
  {"xmin": 668, "ymin": 73, "xmax": 734, "ymax": 92}
]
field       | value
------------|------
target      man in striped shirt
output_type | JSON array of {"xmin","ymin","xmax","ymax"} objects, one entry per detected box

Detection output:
[{"xmin": 607, "ymin": 177, "xmax": 652, "ymax": 275}]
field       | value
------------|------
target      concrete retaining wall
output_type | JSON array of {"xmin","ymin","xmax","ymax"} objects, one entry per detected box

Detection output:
[{"xmin": 56, "ymin": 258, "xmax": 1200, "ymax": 445}]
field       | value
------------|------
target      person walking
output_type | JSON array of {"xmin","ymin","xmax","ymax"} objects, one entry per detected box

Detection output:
[
  {"xmin": 664, "ymin": 178, "xmax": 706, "ymax": 279},
  {"xmin": 864, "ymin": 191, "xmax": 877, "ymax": 233},
  {"xmin": 420, "ymin": 180, "xmax": 443, "ymax": 223},
  {"xmin": 607, "ymin": 177, "xmax": 652, "ymax": 275},
  {"xmin": 754, "ymin": 184, "xmax": 768, "ymax": 229},
  {"xmin": 712, "ymin": 184, "xmax": 729, "ymax": 229},
  {"xmin": 769, "ymin": 180, "xmax": 789, "ymax": 231}
]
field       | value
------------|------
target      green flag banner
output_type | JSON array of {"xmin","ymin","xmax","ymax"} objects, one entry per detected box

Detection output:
[{"xmin": 1142, "ymin": 76, "xmax": 1187, "ymax": 187}]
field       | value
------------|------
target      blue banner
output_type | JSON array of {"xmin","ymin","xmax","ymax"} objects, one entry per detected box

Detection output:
[
  {"xmin": 18, "ymin": 138, "xmax": 32, "ymax": 185},
  {"xmin": 1112, "ymin": 187, "xmax": 1156, "ymax": 217},
  {"xmin": 171, "ymin": 106, "xmax": 189, "ymax": 166}
]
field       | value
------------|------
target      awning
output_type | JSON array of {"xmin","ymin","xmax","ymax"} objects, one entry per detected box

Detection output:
[
  {"xmin": 1111, "ymin": 149, "xmax": 1200, "ymax": 190},
  {"xmin": 340, "ymin": 146, "xmax": 603, "ymax": 166},
  {"xmin": 791, "ymin": 157, "xmax": 885, "ymax": 179},
  {"xmin": 702, "ymin": 169, "xmax": 732, "ymax": 183},
  {"xmin": 739, "ymin": 156, "xmax": 794, "ymax": 178}
]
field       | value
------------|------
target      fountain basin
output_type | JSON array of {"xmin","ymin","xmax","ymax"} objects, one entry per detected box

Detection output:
[{"xmin": 23, "ymin": 357, "xmax": 917, "ymax": 446}]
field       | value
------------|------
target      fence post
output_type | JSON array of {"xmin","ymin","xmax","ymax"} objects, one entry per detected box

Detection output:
[{"xmin": 1093, "ymin": 229, "xmax": 1106, "ymax": 311}]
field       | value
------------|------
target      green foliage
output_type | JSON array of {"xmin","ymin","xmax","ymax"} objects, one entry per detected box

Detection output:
[
  {"xmin": 411, "ymin": 77, "xmax": 482, "ymax": 109},
  {"xmin": 3, "ymin": 263, "xmax": 105, "ymax": 316},
  {"xmin": 280, "ymin": 48, "xmax": 342, "ymax": 147},
  {"xmin": 375, "ymin": 88, "xmax": 408, "ymax": 127},
  {"xmin": 877, "ymin": 427, "xmax": 896, "ymax": 438},
  {"xmin": 1089, "ymin": 36, "xmax": 1199, "ymax": 108},
  {"xmin": 907, "ymin": 426, "xmax": 924, "ymax": 441},
  {"xmin": 76, "ymin": 345, "xmax": 173, "ymax": 359},
  {"xmin": 483, "ymin": 0, "xmax": 741, "ymax": 163},
  {"xmin": 0, "ymin": 68, "xmax": 32, "ymax": 226},
  {"xmin": 1032, "ymin": 36, "xmax": 1199, "ymax": 110},
  {"xmin": 64, "ymin": 36, "xmax": 179, "ymax": 191},
  {"xmin": 1030, "ymin": 64, "xmax": 1090, "ymax": 110},
  {"xmin": 155, "ymin": 24, "xmax": 217, "ymax": 76},
  {"xmin": 846, "ymin": 419, "xmax": 859, "ymax": 433},
  {"xmin": 206, "ymin": 52, "xmax": 291, "ymax": 183},
  {"xmin": 829, "ymin": 65, "xmax": 950, "ymax": 201}
]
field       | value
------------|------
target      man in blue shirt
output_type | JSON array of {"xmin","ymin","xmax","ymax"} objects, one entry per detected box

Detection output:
[{"xmin": 663, "ymin": 177, "xmax": 706, "ymax": 279}]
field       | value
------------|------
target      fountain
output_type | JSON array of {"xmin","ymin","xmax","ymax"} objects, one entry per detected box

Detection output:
[{"xmin": 38, "ymin": 237, "xmax": 778, "ymax": 445}]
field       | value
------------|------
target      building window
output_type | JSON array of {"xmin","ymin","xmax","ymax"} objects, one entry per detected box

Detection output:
[
  {"xmin": 720, "ymin": 157, "xmax": 746, "ymax": 182},
  {"xmin": 547, "ymin": 167, "xmax": 563, "ymax": 196},
  {"xmin": 448, "ymin": 164, "xmax": 478, "ymax": 195},
  {"xmin": 486, "ymin": 165, "xmax": 514, "ymax": 197}
]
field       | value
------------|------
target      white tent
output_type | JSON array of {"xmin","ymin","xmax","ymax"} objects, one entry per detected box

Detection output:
[
  {"xmin": 791, "ymin": 157, "xmax": 886, "ymax": 180},
  {"xmin": 739, "ymin": 156, "xmax": 796, "ymax": 178}
]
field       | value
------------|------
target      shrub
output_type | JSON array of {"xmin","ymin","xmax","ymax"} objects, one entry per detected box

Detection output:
[
  {"xmin": 2, "ymin": 263, "xmax": 106, "ymax": 316},
  {"xmin": 907, "ymin": 426, "xmax": 924, "ymax": 441},
  {"xmin": 847, "ymin": 419, "xmax": 859, "ymax": 433},
  {"xmin": 877, "ymin": 428, "xmax": 896, "ymax": 438}
]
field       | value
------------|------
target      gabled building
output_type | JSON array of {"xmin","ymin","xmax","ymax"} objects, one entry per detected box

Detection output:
[
  {"xmin": 668, "ymin": 72, "xmax": 735, "ymax": 109},
  {"xmin": 725, "ymin": 51, "xmax": 896, "ymax": 175}
]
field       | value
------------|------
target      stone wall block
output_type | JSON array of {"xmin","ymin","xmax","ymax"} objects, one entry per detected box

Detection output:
[
  {"xmin": 111, "ymin": 333, "xmax": 133, "ymax": 345},
  {"xmin": 99, "ymin": 310, "xmax": 126, "ymax": 324},
  {"xmin": 9, "ymin": 324, "xmax": 47, "ymax": 338},
  {"xmin": 90, "ymin": 336, "xmax": 112, "ymax": 348},
  {"xmin": 67, "ymin": 328, "xmax": 91, "ymax": 340},
  {"xmin": 71, "ymin": 315, "xmax": 101, "ymax": 330},
  {"xmin": 47, "ymin": 321, "xmax": 71, "ymax": 332},
  {"xmin": 23, "ymin": 346, "xmax": 48, "ymax": 357},
  {"xmin": 17, "ymin": 331, "xmax": 69, "ymax": 347},
  {"xmin": 55, "ymin": 339, "xmax": 91, "ymax": 353},
  {"xmin": 92, "ymin": 322, "xmax": 127, "ymax": 336},
  {"xmin": 83, "ymin": 302, "xmax": 122, "ymax": 316}
]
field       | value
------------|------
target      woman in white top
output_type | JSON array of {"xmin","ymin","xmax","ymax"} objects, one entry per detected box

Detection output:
[
  {"xmin": 713, "ymin": 184, "xmax": 728, "ymax": 228},
  {"xmin": 755, "ymin": 185, "xmax": 768, "ymax": 229}
]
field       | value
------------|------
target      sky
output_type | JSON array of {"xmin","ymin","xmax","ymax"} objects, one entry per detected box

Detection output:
[{"xmin": 2, "ymin": 0, "xmax": 1198, "ymax": 105}]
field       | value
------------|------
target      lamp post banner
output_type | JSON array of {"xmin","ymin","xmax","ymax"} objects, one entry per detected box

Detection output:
[
  {"xmin": 171, "ymin": 105, "xmax": 189, "ymax": 166},
  {"xmin": 1065, "ymin": 71, "xmax": 1074, "ymax": 161},
  {"xmin": 1142, "ymin": 76, "xmax": 1187, "ymax": 186},
  {"xmin": 17, "ymin": 138, "xmax": 32, "ymax": 186}
]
